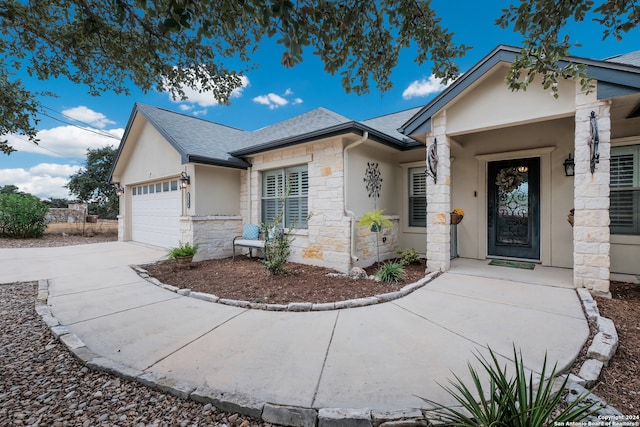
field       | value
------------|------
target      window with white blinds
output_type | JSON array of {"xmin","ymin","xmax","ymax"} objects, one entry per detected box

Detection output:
[
  {"xmin": 408, "ymin": 167, "xmax": 427, "ymax": 227},
  {"xmin": 611, "ymin": 145, "xmax": 639, "ymax": 234},
  {"xmin": 262, "ymin": 165, "xmax": 309, "ymax": 229}
]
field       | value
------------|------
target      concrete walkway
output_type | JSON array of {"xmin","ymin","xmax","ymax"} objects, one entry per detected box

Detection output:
[{"xmin": 0, "ymin": 242, "xmax": 589, "ymax": 415}]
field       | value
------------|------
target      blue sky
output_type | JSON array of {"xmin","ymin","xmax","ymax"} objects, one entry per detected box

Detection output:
[{"xmin": 1, "ymin": 1, "xmax": 638, "ymax": 199}]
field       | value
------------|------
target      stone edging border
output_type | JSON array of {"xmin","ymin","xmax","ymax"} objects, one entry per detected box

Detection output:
[
  {"xmin": 132, "ymin": 265, "xmax": 440, "ymax": 311},
  {"xmin": 35, "ymin": 278, "xmax": 624, "ymax": 426}
]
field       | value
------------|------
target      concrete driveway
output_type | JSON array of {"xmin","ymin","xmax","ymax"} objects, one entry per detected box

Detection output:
[{"xmin": 0, "ymin": 242, "xmax": 589, "ymax": 417}]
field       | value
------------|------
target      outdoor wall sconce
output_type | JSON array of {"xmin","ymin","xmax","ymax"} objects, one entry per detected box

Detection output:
[
  {"xmin": 564, "ymin": 154, "xmax": 575, "ymax": 177},
  {"xmin": 517, "ymin": 165, "xmax": 528, "ymax": 173},
  {"xmin": 114, "ymin": 184, "xmax": 124, "ymax": 196},
  {"xmin": 589, "ymin": 111, "xmax": 599, "ymax": 174},
  {"xmin": 426, "ymin": 138, "xmax": 438, "ymax": 183},
  {"xmin": 179, "ymin": 171, "xmax": 190, "ymax": 189}
]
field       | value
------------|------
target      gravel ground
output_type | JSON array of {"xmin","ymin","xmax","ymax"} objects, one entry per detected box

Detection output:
[{"xmin": 0, "ymin": 282, "xmax": 271, "ymax": 427}]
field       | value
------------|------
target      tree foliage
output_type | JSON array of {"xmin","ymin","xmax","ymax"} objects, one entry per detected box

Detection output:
[
  {"xmin": 497, "ymin": 0, "xmax": 639, "ymax": 97},
  {"xmin": 66, "ymin": 146, "xmax": 118, "ymax": 219},
  {"xmin": 1, "ymin": 0, "xmax": 637, "ymax": 151},
  {"xmin": 0, "ymin": 193, "xmax": 49, "ymax": 238}
]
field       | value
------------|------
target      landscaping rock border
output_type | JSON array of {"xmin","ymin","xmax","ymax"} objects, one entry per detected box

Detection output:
[
  {"xmin": 37, "ymin": 277, "xmax": 623, "ymax": 426},
  {"xmin": 133, "ymin": 266, "xmax": 440, "ymax": 311}
]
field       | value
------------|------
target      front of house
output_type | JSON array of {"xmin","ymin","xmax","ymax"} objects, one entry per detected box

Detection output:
[{"xmin": 110, "ymin": 45, "xmax": 640, "ymax": 294}]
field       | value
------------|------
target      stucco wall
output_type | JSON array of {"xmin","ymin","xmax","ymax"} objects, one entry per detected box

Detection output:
[
  {"xmin": 192, "ymin": 165, "xmax": 241, "ymax": 216},
  {"xmin": 447, "ymin": 65, "xmax": 576, "ymax": 136},
  {"xmin": 451, "ymin": 117, "xmax": 576, "ymax": 268}
]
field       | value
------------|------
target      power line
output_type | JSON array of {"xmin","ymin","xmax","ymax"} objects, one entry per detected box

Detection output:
[
  {"xmin": 40, "ymin": 108, "xmax": 121, "ymax": 140},
  {"xmin": 6, "ymin": 134, "xmax": 68, "ymax": 158}
]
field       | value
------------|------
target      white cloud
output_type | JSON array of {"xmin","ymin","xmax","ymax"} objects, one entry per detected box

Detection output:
[
  {"xmin": 402, "ymin": 74, "xmax": 450, "ymax": 100},
  {"xmin": 253, "ymin": 88, "xmax": 304, "ymax": 109},
  {"xmin": 62, "ymin": 106, "xmax": 115, "ymax": 129},
  {"xmin": 169, "ymin": 74, "xmax": 251, "ymax": 108},
  {"xmin": 7, "ymin": 126, "xmax": 122, "ymax": 158},
  {"xmin": 0, "ymin": 163, "xmax": 82, "ymax": 199}
]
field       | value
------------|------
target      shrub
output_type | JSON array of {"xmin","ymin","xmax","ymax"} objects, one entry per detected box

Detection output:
[
  {"xmin": 261, "ymin": 224, "xmax": 292, "ymax": 275},
  {"xmin": 0, "ymin": 193, "xmax": 49, "ymax": 238},
  {"xmin": 422, "ymin": 346, "xmax": 599, "ymax": 426},
  {"xmin": 168, "ymin": 242, "xmax": 198, "ymax": 259},
  {"xmin": 397, "ymin": 248, "xmax": 420, "ymax": 266},
  {"xmin": 376, "ymin": 261, "xmax": 405, "ymax": 283}
]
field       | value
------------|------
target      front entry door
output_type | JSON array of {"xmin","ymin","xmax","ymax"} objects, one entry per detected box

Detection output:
[{"xmin": 488, "ymin": 158, "xmax": 540, "ymax": 260}]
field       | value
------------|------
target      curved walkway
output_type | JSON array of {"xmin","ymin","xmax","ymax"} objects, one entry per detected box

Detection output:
[{"xmin": 1, "ymin": 242, "xmax": 589, "ymax": 422}]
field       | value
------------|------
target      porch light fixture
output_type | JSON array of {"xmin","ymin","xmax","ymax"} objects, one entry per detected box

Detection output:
[
  {"xmin": 114, "ymin": 184, "xmax": 124, "ymax": 196},
  {"xmin": 563, "ymin": 154, "xmax": 575, "ymax": 177},
  {"xmin": 517, "ymin": 165, "xmax": 528, "ymax": 173},
  {"xmin": 179, "ymin": 171, "xmax": 190, "ymax": 189}
]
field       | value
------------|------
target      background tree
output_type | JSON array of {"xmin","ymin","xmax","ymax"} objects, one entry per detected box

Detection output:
[
  {"xmin": 42, "ymin": 197, "xmax": 76, "ymax": 208},
  {"xmin": 0, "ymin": 184, "xmax": 24, "ymax": 195},
  {"xmin": 66, "ymin": 146, "xmax": 118, "ymax": 219},
  {"xmin": 1, "ymin": 0, "xmax": 637, "ymax": 153}
]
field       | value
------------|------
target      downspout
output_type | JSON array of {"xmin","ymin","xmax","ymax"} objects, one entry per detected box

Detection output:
[{"xmin": 344, "ymin": 131, "xmax": 369, "ymax": 267}]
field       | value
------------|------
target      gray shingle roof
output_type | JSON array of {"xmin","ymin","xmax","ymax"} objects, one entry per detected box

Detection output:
[
  {"xmin": 606, "ymin": 51, "xmax": 640, "ymax": 67},
  {"xmin": 118, "ymin": 103, "xmax": 422, "ymax": 169},
  {"xmin": 362, "ymin": 107, "xmax": 423, "ymax": 143},
  {"xmin": 135, "ymin": 104, "xmax": 251, "ymax": 168},
  {"xmin": 251, "ymin": 107, "xmax": 352, "ymax": 144}
]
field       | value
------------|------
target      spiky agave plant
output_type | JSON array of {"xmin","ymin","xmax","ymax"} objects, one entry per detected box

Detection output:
[{"xmin": 421, "ymin": 346, "xmax": 600, "ymax": 427}]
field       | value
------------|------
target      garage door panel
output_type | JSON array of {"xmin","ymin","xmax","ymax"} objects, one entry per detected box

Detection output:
[{"xmin": 131, "ymin": 184, "xmax": 181, "ymax": 248}]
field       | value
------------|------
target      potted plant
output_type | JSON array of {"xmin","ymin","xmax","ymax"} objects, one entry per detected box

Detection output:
[
  {"xmin": 359, "ymin": 208, "xmax": 393, "ymax": 232},
  {"xmin": 168, "ymin": 242, "xmax": 198, "ymax": 269},
  {"xmin": 568, "ymin": 208, "xmax": 575, "ymax": 227},
  {"xmin": 450, "ymin": 207, "xmax": 464, "ymax": 225}
]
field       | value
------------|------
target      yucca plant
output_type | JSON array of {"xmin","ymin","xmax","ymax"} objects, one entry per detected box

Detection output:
[{"xmin": 422, "ymin": 346, "xmax": 599, "ymax": 426}]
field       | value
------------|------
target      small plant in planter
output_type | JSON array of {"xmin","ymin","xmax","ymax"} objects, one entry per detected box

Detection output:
[
  {"xmin": 168, "ymin": 242, "xmax": 198, "ymax": 269},
  {"xmin": 359, "ymin": 208, "xmax": 393, "ymax": 232}
]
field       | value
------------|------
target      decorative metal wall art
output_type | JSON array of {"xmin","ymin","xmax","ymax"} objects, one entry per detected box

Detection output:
[
  {"xmin": 589, "ymin": 110, "xmax": 599, "ymax": 174},
  {"xmin": 426, "ymin": 139, "xmax": 438, "ymax": 183},
  {"xmin": 363, "ymin": 162, "xmax": 382, "ymax": 207}
]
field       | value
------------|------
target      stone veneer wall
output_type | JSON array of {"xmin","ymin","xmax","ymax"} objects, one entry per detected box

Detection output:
[
  {"xmin": 180, "ymin": 216, "xmax": 243, "ymax": 262},
  {"xmin": 354, "ymin": 217, "xmax": 400, "ymax": 268},
  {"xmin": 573, "ymin": 86, "xmax": 611, "ymax": 295},
  {"xmin": 426, "ymin": 112, "xmax": 452, "ymax": 272},
  {"xmin": 245, "ymin": 139, "xmax": 353, "ymax": 273}
]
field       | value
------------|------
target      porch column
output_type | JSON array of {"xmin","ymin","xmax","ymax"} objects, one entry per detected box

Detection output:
[
  {"xmin": 573, "ymin": 86, "xmax": 611, "ymax": 296},
  {"xmin": 426, "ymin": 111, "xmax": 451, "ymax": 272}
]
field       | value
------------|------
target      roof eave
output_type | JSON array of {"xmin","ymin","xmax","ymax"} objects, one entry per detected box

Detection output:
[{"xmin": 230, "ymin": 122, "xmax": 418, "ymax": 157}]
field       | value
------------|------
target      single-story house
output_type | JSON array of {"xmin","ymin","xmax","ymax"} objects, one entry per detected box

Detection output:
[{"xmin": 110, "ymin": 45, "xmax": 640, "ymax": 295}]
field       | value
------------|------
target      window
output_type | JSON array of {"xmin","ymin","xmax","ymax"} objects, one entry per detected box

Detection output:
[
  {"xmin": 170, "ymin": 180, "xmax": 178, "ymax": 191},
  {"xmin": 611, "ymin": 145, "xmax": 640, "ymax": 234},
  {"xmin": 156, "ymin": 183, "xmax": 162, "ymax": 193},
  {"xmin": 163, "ymin": 182, "xmax": 169, "ymax": 192},
  {"xmin": 262, "ymin": 165, "xmax": 308, "ymax": 229},
  {"xmin": 408, "ymin": 167, "xmax": 426, "ymax": 227}
]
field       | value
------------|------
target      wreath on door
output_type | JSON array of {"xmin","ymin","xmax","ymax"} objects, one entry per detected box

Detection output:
[{"xmin": 495, "ymin": 167, "xmax": 523, "ymax": 193}]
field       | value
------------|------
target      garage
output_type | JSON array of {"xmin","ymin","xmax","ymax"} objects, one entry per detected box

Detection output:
[{"xmin": 130, "ymin": 179, "xmax": 182, "ymax": 248}]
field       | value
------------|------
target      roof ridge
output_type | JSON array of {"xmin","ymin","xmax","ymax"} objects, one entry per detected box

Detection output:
[{"xmin": 135, "ymin": 102, "xmax": 248, "ymax": 132}]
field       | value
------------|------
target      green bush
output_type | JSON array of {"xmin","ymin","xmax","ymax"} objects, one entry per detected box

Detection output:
[
  {"xmin": 422, "ymin": 346, "xmax": 599, "ymax": 426},
  {"xmin": 397, "ymin": 248, "xmax": 420, "ymax": 266},
  {"xmin": 376, "ymin": 261, "xmax": 405, "ymax": 283},
  {"xmin": 261, "ymin": 224, "xmax": 292, "ymax": 275},
  {"xmin": 0, "ymin": 193, "xmax": 49, "ymax": 238},
  {"xmin": 167, "ymin": 242, "xmax": 198, "ymax": 259}
]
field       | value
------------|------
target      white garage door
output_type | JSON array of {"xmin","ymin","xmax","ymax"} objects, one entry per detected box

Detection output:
[{"xmin": 131, "ymin": 179, "xmax": 182, "ymax": 248}]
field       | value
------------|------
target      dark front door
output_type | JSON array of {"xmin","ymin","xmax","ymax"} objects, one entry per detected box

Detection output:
[{"xmin": 488, "ymin": 158, "xmax": 540, "ymax": 260}]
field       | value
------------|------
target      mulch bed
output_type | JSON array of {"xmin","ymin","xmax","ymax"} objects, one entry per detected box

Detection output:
[
  {"xmin": 142, "ymin": 256, "xmax": 427, "ymax": 305},
  {"xmin": 594, "ymin": 282, "xmax": 640, "ymax": 415}
]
